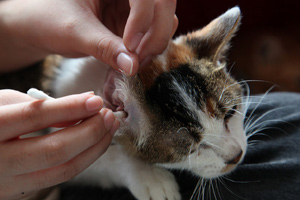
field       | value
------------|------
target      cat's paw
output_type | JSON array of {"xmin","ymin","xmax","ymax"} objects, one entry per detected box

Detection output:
[{"xmin": 128, "ymin": 166, "xmax": 181, "ymax": 200}]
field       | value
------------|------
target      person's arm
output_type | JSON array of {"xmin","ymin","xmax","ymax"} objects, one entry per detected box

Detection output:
[
  {"xmin": 0, "ymin": 0, "xmax": 48, "ymax": 72},
  {"xmin": 0, "ymin": 0, "xmax": 177, "ymax": 75}
]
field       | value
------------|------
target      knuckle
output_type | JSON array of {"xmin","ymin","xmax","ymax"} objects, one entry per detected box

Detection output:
[
  {"xmin": 21, "ymin": 104, "xmax": 43, "ymax": 130},
  {"xmin": 155, "ymin": 0, "xmax": 176, "ymax": 9},
  {"xmin": 85, "ymin": 115, "xmax": 104, "ymax": 141},
  {"xmin": 60, "ymin": 99, "xmax": 81, "ymax": 117},
  {"xmin": 168, "ymin": 0, "xmax": 177, "ymax": 6},
  {"xmin": 154, "ymin": 37, "xmax": 170, "ymax": 54},
  {"xmin": 61, "ymin": 18, "xmax": 77, "ymax": 35},
  {"xmin": 44, "ymin": 137, "xmax": 66, "ymax": 166},
  {"xmin": 95, "ymin": 36, "xmax": 116, "ymax": 62},
  {"xmin": 61, "ymin": 162, "xmax": 81, "ymax": 182}
]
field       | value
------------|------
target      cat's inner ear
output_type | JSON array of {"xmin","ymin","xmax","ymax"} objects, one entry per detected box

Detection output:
[{"xmin": 184, "ymin": 7, "xmax": 241, "ymax": 63}]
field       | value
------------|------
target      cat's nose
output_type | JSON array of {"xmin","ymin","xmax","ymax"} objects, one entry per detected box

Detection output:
[{"xmin": 225, "ymin": 150, "xmax": 243, "ymax": 164}]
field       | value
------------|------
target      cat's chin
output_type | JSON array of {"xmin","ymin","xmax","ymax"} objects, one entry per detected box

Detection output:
[{"xmin": 103, "ymin": 69, "xmax": 128, "ymax": 120}]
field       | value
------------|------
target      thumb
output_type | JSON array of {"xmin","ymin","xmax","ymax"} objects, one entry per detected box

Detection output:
[{"xmin": 75, "ymin": 18, "xmax": 139, "ymax": 76}]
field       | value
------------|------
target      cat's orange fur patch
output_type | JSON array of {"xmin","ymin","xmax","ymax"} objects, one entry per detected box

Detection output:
[
  {"xmin": 139, "ymin": 42, "xmax": 196, "ymax": 89},
  {"xmin": 166, "ymin": 42, "xmax": 195, "ymax": 70},
  {"xmin": 205, "ymin": 98, "xmax": 216, "ymax": 118},
  {"xmin": 139, "ymin": 58, "xmax": 164, "ymax": 90}
]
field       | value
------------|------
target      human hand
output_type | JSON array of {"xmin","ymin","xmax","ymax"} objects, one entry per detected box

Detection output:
[
  {"xmin": 1, "ymin": 0, "xmax": 177, "ymax": 75},
  {"xmin": 0, "ymin": 90, "xmax": 119, "ymax": 200}
]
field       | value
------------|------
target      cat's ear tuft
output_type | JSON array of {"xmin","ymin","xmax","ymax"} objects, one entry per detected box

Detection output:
[{"xmin": 184, "ymin": 6, "xmax": 241, "ymax": 63}]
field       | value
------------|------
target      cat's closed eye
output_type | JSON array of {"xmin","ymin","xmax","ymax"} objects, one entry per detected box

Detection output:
[{"xmin": 224, "ymin": 105, "xmax": 237, "ymax": 121}]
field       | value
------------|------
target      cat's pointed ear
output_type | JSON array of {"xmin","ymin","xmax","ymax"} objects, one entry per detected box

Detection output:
[{"xmin": 183, "ymin": 7, "xmax": 241, "ymax": 63}]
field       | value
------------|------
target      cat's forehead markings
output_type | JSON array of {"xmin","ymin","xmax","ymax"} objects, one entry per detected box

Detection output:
[
  {"xmin": 139, "ymin": 42, "xmax": 195, "ymax": 90},
  {"xmin": 166, "ymin": 42, "xmax": 196, "ymax": 70},
  {"xmin": 139, "ymin": 59, "xmax": 164, "ymax": 90},
  {"xmin": 205, "ymin": 98, "xmax": 217, "ymax": 118}
]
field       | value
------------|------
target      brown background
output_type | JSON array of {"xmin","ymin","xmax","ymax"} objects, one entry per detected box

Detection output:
[{"xmin": 175, "ymin": 0, "xmax": 300, "ymax": 94}]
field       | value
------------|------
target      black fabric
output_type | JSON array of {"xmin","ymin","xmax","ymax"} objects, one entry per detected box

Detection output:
[{"xmin": 60, "ymin": 92, "xmax": 300, "ymax": 200}]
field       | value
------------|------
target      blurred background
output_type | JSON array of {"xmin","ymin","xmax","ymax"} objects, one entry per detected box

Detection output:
[{"xmin": 175, "ymin": 0, "xmax": 300, "ymax": 94}]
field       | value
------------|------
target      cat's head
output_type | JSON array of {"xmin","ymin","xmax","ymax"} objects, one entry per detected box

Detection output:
[{"xmin": 104, "ymin": 7, "xmax": 246, "ymax": 179}]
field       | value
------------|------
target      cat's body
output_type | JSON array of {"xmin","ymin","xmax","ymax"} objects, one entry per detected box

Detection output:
[{"xmin": 48, "ymin": 7, "xmax": 247, "ymax": 200}]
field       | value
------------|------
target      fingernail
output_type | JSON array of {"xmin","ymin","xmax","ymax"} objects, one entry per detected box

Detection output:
[
  {"xmin": 129, "ymin": 33, "xmax": 143, "ymax": 52},
  {"xmin": 117, "ymin": 53, "xmax": 133, "ymax": 76},
  {"xmin": 85, "ymin": 96, "xmax": 103, "ymax": 112},
  {"xmin": 103, "ymin": 110, "xmax": 119, "ymax": 135},
  {"xmin": 140, "ymin": 55, "xmax": 153, "ymax": 67}
]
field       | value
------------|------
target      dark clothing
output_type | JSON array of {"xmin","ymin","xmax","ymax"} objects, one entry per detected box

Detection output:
[{"xmin": 61, "ymin": 92, "xmax": 300, "ymax": 200}]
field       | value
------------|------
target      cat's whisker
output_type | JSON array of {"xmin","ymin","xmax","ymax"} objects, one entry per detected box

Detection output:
[
  {"xmin": 222, "ymin": 106, "xmax": 244, "ymax": 116},
  {"xmin": 245, "ymin": 106, "xmax": 290, "ymax": 133},
  {"xmin": 218, "ymin": 64, "xmax": 235, "ymax": 103},
  {"xmin": 208, "ymin": 179, "xmax": 212, "ymax": 200},
  {"xmin": 222, "ymin": 175, "xmax": 259, "ymax": 184},
  {"xmin": 190, "ymin": 178, "xmax": 202, "ymax": 200},
  {"xmin": 188, "ymin": 142, "xmax": 195, "ymax": 168},
  {"xmin": 204, "ymin": 141, "xmax": 223, "ymax": 151},
  {"xmin": 246, "ymin": 127, "xmax": 270, "ymax": 139},
  {"xmin": 201, "ymin": 179, "xmax": 209, "ymax": 200},
  {"xmin": 212, "ymin": 63, "xmax": 226, "ymax": 73},
  {"xmin": 214, "ymin": 178, "xmax": 222, "ymax": 200},
  {"xmin": 201, "ymin": 134, "xmax": 228, "ymax": 138},
  {"xmin": 218, "ymin": 177, "xmax": 246, "ymax": 200},
  {"xmin": 245, "ymin": 85, "xmax": 275, "ymax": 118},
  {"xmin": 221, "ymin": 80, "xmax": 259, "ymax": 96},
  {"xmin": 242, "ymin": 81, "xmax": 251, "ymax": 111},
  {"xmin": 210, "ymin": 179, "xmax": 218, "ymax": 200},
  {"xmin": 192, "ymin": 177, "xmax": 205, "ymax": 200},
  {"xmin": 247, "ymin": 140, "xmax": 261, "ymax": 146},
  {"xmin": 247, "ymin": 125, "xmax": 291, "ymax": 140}
]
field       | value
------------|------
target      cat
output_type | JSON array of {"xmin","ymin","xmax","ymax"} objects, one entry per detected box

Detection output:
[{"xmin": 43, "ymin": 7, "xmax": 247, "ymax": 200}]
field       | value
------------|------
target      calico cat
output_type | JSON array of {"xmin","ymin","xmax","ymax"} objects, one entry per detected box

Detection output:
[{"xmin": 44, "ymin": 7, "xmax": 246, "ymax": 200}]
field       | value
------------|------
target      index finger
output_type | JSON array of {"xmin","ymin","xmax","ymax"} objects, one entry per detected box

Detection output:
[
  {"xmin": 0, "ymin": 89, "xmax": 35, "ymax": 106},
  {"xmin": 136, "ymin": 0, "xmax": 177, "ymax": 62},
  {"xmin": 0, "ymin": 93, "xmax": 103, "ymax": 141},
  {"xmin": 123, "ymin": 0, "xmax": 154, "ymax": 52}
]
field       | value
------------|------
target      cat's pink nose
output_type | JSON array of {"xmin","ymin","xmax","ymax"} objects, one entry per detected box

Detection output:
[{"xmin": 226, "ymin": 150, "xmax": 243, "ymax": 164}]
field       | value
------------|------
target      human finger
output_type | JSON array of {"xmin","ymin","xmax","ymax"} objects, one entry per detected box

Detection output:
[
  {"xmin": 73, "ymin": 14, "xmax": 139, "ymax": 76},
  {"xmin": 0, "ymin": 110, "xmax": 118, "ymax": 176},
  {"xmin": 123, "ymin": 0, "xmax": 154, "ymax": 52},
  {"xmin": 5, "ymin": 127, "xmax": 114, "ymax": 199},
  {"xmin": 136, "ymin": 0, "xmax": 177, "ymax": 63},
  {"xmin": 171, "ymin": 15, "xmax": 179, "ymax": 38},
  {"xmin": 0, "ymin": 92, "xmax": 103, "ymax": 141},
  {"xmin": 0, "ymin": 89, "xmax": 35, "ymax": 106}
]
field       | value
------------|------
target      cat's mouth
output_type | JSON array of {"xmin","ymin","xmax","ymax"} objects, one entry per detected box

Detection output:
[{"xmin": 103, "ymin": 69, "xmax": 128, "ymax": 120}]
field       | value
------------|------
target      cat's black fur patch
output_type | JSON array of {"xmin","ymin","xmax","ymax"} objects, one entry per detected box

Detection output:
[{"xmin": 146, "ymin": 65, "xmax": 209, "ymax": 141}]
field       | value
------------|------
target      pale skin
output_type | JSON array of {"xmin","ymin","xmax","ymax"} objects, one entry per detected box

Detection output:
[{"xmin": 0, "ymin": 0, "xmax": 178, "ymax": 199}]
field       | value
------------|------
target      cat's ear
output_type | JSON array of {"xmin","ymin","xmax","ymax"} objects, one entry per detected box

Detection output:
[{"xmin": 182, "ymin": 7, "xmax": 241, "ymax": 63}]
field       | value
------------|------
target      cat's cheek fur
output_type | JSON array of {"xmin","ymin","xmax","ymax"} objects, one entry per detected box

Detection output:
[{"xmin": 161, "ymin": 107, "xmax": 246, "ymax": 179}]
